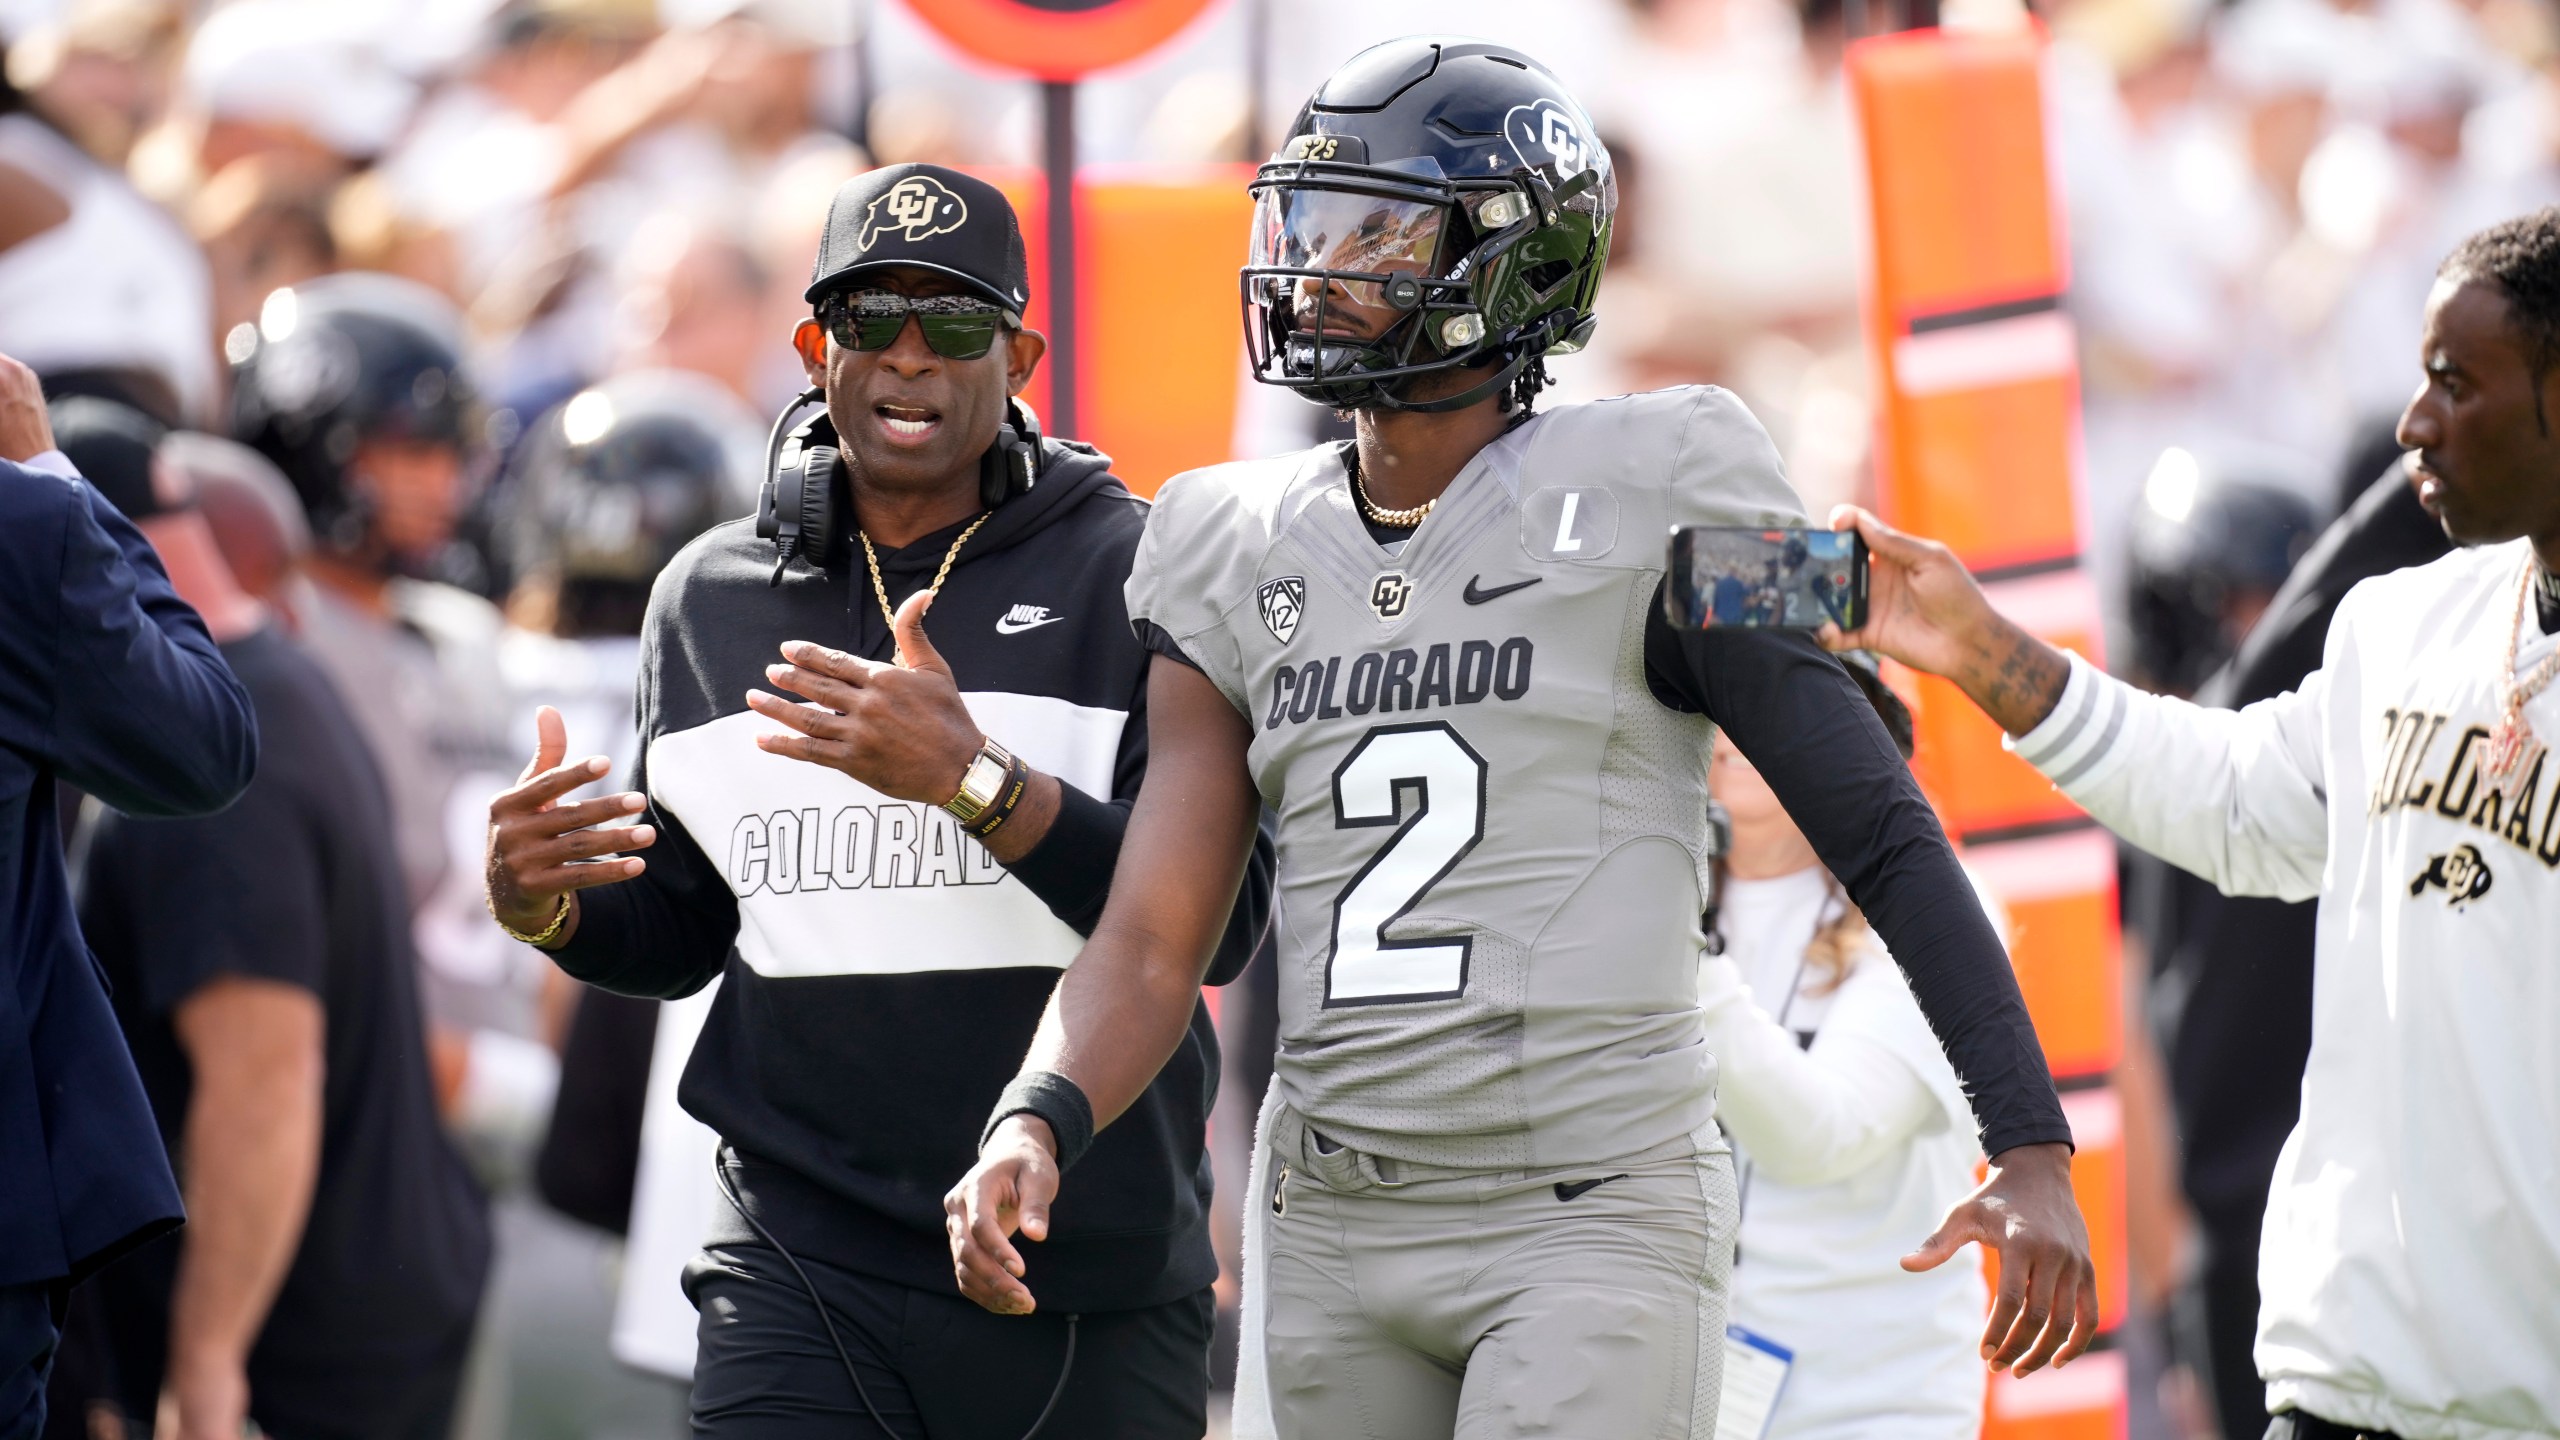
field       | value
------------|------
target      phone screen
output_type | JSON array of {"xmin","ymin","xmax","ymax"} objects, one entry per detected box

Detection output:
[{"xmin": 1664, "ymin": 526, "xmax": 1868, "ymax": 631}]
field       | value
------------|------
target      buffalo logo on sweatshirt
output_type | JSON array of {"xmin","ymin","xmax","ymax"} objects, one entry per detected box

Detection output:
[{"xmin": 2409, "ymin": 843, "xmax": 2493, "ymax": 909}]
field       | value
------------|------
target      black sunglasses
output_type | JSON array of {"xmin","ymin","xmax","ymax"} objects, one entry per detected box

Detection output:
[{"xmin": 822, "ymin": 289, "xmax": 1014, "ymax": 360}]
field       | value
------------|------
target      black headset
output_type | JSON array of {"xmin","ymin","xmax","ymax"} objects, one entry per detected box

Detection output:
[{"xmin": 755, "ymin": 387, "xmax": 1045, "ymax": 586}]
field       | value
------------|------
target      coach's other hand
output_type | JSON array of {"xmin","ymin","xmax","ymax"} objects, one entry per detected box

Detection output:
[
  {"xmin": 1815, "ymin": 505, "xmax": 2072, "ymax": 738},
  {"xmin": 946, "ymin": 1114, "xmax": 1060, "ymax": 1315},
  {"xmin": 485, "ymin": 705, "xmax": 653, "ymax": 947},
  {"xmin": 1904, "ymin": 1140, "xmax": 2099, "ymax": 1377}
]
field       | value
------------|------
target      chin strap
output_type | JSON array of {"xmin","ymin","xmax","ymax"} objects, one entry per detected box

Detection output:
[
  {"xmin": 1370, "ymin": 310, "xmax": 1574, "ymax": 417},
  {"xmin": 1374, "ymin": 346, "xmax": 1532, "ymax": 415}
]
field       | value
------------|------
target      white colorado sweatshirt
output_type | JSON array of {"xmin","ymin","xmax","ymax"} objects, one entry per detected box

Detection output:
[{"xmin": 2008, "ymin": 539, "xmax": 2560, "ymax": 1440}]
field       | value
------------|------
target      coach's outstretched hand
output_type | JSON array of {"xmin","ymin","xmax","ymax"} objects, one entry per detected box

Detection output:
[
  {"xmin": 1905, "ymin": 1140, "xmax": 2099, "ymax": 1376},
  {"xmin": 484, "ymin": 705, "xmax": 654, "ymax": 948},
  {"xmin": 947, "ymin": 1114, "xmax": 1061, "ymax": 1315},
  {"xmin": 1815, "ymin": 505, "xmax": 2073, "ymax": 738}
]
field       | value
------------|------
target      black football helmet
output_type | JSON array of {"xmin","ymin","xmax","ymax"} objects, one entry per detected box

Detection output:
[
  {"xmin": 2127, "ymin": 447, "xmax": 2317, "ymax": 695},
  {"xmin": 1244, "ymin": 38, "xmax": 1615, "ymax": 414},
  {"xmin": 498, "ymin": 370, "xmax": 759, "ymax": 635},
  {"xmin": 228, "ymin": 272, "xmax": 479, "ymax": 557}
]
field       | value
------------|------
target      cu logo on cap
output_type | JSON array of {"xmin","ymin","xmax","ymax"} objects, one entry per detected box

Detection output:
[{"xmin": 861, "ymin": 176, "xmax": 968, "ymax": 252}]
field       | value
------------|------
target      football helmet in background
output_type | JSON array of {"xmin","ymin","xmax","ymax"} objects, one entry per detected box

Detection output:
[
  {"xmin": 497, "ymin": 369, "xmax": 761, "ymax": 636},
  {"xmin": 227, "ymin": 271, "xmax": 480, "ymax": 559},
  {"xmin": 2127, "ymin": 446, "xmax": 2318, "ymax": 697}
]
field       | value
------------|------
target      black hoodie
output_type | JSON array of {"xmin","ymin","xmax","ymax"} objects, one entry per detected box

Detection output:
[{"xmin": 552, "ymin": 438, "xmax": 1272, "ymax": 1311}]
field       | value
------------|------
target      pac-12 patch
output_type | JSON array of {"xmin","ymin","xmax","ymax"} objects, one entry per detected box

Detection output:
[{"xmin": 1258, "ymin": 576, "xmax": 1306, "ymax": 644}]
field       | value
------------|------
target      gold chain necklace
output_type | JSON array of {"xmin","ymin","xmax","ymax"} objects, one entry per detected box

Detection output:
[
  {"xmin": 857, "ymin": 512, "xmax": 992, "ymax": 632},
  {"xmin": 2481, "ymin": 554, "xmax": 2560, "ymax": 787},
  {"xmin": 1350, "ymin": 467, "xmax": 1433, "ymax": 529}
]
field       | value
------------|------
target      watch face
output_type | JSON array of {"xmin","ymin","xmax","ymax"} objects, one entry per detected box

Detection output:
[{"xmin": 962, "ymin": 753, "xmax": 1007, "ymax": 803}]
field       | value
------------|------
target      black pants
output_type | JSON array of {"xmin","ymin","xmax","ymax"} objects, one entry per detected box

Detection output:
[
  {"xmin": 0, "ymin": 1283, "xmax": 64, "ymax": 1440},
  {"xmin": 684, "ymin": 1246, "xmax": 1211, "ymax": 1440},
  {"xmin": 2194, "ymin": 1211, "xmax": 2270, "ymax": 1440},
  {"xmin": 72, "ymin": 1226, "xmax": 471, "ymax": 1440},
  {"xmin": 2265, "ymin": 1412, "xmax": 2408, "ymax": 1440}
]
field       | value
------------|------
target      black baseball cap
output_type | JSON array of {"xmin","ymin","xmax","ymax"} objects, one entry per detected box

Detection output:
[
  {"xmin": 52, "ymin": 396, "xmax": 173, "ymax": 521},
  {"xmin": 806, "ymin": 163, "xmax": 1032, "ymax": 316}
]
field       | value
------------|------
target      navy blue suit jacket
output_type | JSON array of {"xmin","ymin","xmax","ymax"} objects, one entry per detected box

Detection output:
[{"xmin": 0, "ymin": 455, "xmax": 256, "ymax": 1287}]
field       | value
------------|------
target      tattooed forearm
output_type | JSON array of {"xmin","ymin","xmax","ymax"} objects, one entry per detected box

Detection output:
[{"xmin": 1959, "ymin": 616, "xmax": 2071, "ymax": 737}]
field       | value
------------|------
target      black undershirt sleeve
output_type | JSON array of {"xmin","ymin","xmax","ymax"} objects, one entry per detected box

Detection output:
[
  {"xmin": 548, "ymin": 748, "xmax": 738, "ymax": 1001},
  {"xmin": 1644, "ymin": 590, "xmax": 2073, "ymax": 1158},
  {"xmin": 1008, "ymin": 626, "xmax": 1275, "ymax": 985},
  {"xmin": 999, "ymin": 780, "xmax": 1130, "ymax": 936}
]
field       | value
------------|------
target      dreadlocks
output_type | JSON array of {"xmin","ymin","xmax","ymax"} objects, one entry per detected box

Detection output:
[{"xmin": 2443, "ymin": 207, "xmax": 2560, "ymax": 431}]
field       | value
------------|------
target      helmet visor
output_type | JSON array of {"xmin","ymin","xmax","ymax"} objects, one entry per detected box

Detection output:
[
  {"xmin": 1250, "ymin": 188, "xmax": 1445, "ymax": 280},
  {"xmin": 1250, "ymin": 187, "xmax": 1450, "ymax": 346}
]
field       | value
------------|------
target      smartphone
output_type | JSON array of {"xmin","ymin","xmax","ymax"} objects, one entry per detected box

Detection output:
[{"xmin": 1664, "ymin": 525, "xmax": 1868, "ymax": 631}]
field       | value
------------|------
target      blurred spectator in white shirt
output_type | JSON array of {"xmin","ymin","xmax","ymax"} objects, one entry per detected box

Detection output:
[
  {"xmin": 189, "ymin": 153, "xmax": 340, "ymax": 353},
  {"xmin": 609, "ymin": 212, "xmax": 772, "ymax": 411},
  {"xmin": 0, "ymin": 0, "xmax": 179, "ymax": 167},
  {"xmin": 0, "ymin": 17, "xmax": 212, "ymax": 422}
]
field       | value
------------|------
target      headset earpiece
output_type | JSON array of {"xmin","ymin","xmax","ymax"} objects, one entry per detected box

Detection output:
[
  {"xmin": 977, "ymin": 397, "xmax": 1045, "ymax": 510},
  {"xmin": 757, "ymin": 389, "xmax": 846, "ymax": 585}
]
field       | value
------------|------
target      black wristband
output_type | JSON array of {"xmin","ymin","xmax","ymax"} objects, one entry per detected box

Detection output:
[{"xmin": 982, "ymin": 1071, "xmax": 1095, "ymax": 1173}]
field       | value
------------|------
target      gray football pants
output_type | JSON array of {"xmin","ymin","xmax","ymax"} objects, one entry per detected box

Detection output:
[{"xmin": 1259, "ymin": 1102, "xmax": 1739, "ymax": 1440}]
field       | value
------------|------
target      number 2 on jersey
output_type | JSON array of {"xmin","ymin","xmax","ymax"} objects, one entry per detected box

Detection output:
[{"xmin": 1325, "ymin": 723, "xmax": 1487, "ymax": 1006}]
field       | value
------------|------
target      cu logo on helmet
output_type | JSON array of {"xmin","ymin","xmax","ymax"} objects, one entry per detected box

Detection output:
[
  {"xmin": 860, "ymin": 176, "xmax": 968, "ymax": 252},
  {"xmin": 1503, "ymin": 99, "xmax": 1591, "ymax": 182}
]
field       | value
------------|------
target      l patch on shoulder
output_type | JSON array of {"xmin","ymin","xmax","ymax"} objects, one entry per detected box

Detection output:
[
  {"xmin": 1520, "ymin": 486, "xmax": 1619, "ymax": 562},
  {"xmin": 2409, "ymin": 843, "xmax": 2492, "ymax": 908},
  {"xmin": 1259, "ymin": 576, "xmax": 1306, "ymax": 645}
]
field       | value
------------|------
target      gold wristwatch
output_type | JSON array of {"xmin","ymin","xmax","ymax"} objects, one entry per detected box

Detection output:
[{"xmin": 943, "ymin": 737, "xmax": 1020, "ymax": 831}]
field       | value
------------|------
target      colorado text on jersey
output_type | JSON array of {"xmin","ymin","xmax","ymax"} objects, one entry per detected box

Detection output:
[{"xmin": 1265, "ymin": 638, "xmax": 1534, "ymax": 730}]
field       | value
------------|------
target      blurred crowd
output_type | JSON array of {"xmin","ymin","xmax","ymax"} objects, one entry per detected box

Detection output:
[
  {"xmin": 11, "ymin": 0, "xmax": 2557, "ymax": 647},
  {"xmin": 4, "ymin": 0, "xmax": 2554, "ymax": 1436}
]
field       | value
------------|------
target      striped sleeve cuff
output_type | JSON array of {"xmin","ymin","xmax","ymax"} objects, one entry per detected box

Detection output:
[{"xmin": 2003, "ymin": 651, "xmax": 2134, "ymax": 791}]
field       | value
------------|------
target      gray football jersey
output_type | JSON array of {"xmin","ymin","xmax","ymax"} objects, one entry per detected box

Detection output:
[{"xmin": 1128, "ymin": 387, "xmax": 1807, "ymax": 1168}]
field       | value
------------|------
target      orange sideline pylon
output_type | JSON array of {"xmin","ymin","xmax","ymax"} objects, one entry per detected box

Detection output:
[
  {"xmin": 1850, "ymin": 23, "xmax": 2128, "ymax": 1437},
  {"xmin": 971, "ymin": 166, "xmax": 1253, "ymax": 498}
]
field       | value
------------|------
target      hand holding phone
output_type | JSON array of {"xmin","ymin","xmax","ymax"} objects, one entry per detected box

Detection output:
[{"xmin": 1664, "ymin": 525, "xmax": 1869, "ymax": 631}]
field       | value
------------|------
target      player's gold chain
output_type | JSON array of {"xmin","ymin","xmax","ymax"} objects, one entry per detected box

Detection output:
[
  {"xmin": 2482, "ymin": 554, "xmax": 2560, "ymax": 786},
  {"xmin": 1351, "ymin": 467, "xmax": 1433, "ymax": 528},
  {"xmin": 858, "ymin": 512, "xmax": 992, "ymax": 633}
]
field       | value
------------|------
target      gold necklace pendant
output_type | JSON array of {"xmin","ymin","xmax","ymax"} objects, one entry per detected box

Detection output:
[
  {"xmin": 859, "ymin": 511, "xmax": 993, "ymax": 633},
  {"xmin": 1352, "ymin": 470, "xmax": 1433, "ymax": 529},
  {"xmin": 2483, "ymin": 555, "xmax": 2560, "ymax": 789}
]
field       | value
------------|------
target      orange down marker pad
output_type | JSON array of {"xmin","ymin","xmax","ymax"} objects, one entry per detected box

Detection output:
[
  {"xmin": 1852, "ymin": 29, "xmax": 2127, "ymax": 1431},
  {"xmin": 968, "ymin": 165, "xmax": 1250, "ymax": 498}
]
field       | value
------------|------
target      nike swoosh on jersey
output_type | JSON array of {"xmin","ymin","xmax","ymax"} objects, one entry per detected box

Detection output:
[
  {"xmin": 1553, "ymin": 1173, "xmax": 1629, "ymax": 1202},
  {"xmin": 995, "ymin": 613, "xmax": 1066, "ymax": 635},
  {"xmin": 1462, "ymin": 576, "xmax": 1543, "ymax": 605}
]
